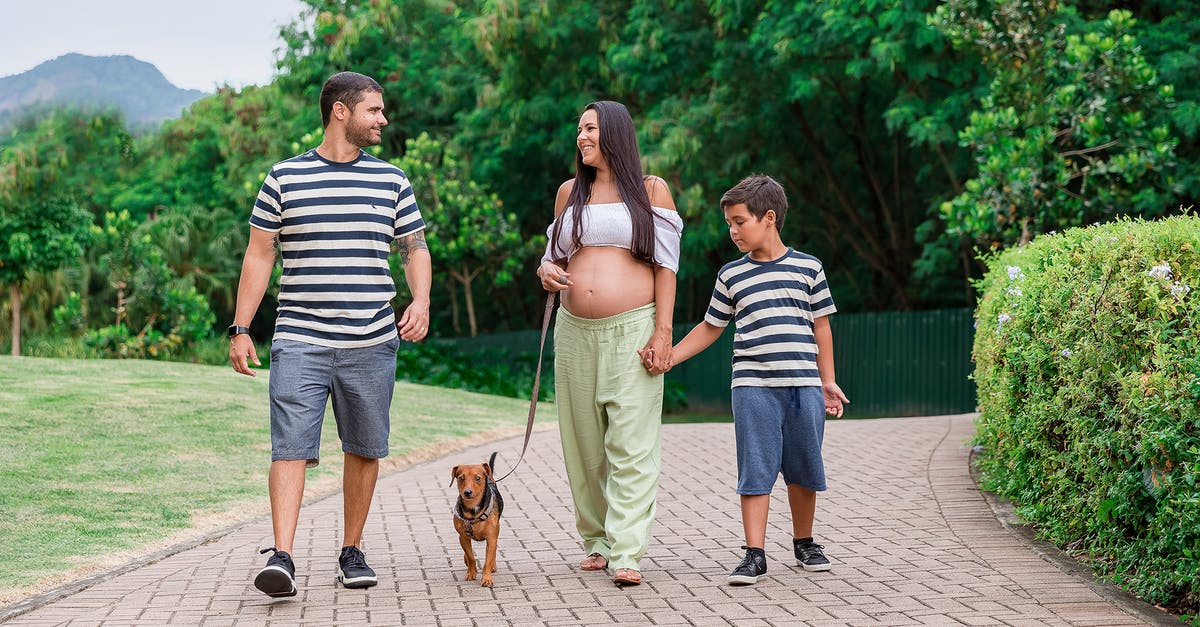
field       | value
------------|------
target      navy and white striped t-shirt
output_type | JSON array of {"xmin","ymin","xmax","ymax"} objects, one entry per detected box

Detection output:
[
  {"xmin": 703, "ymin": 248, "xmax": 837, "ymax": 388},
  {"xmin": 249, "ymin": 149, "xmax": 425, "ymax": 349}
]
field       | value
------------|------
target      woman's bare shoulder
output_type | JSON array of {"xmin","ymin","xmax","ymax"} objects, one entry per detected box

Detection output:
[
  {"xmin": 643, "ymin": 175, "xmax": 677, "ymax": 212},
  {"xmin": 554, "ymin": 179, "xmax": 575, "ymax": 216}
]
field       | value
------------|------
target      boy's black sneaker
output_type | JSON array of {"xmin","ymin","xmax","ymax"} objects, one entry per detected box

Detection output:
[
  {"xmin": 727, "ymin": 546, "xmax": 767, "ymax": 585},
  {"xmin": 254, "ymin": 547, "xmax": 297, "ymax": 597},
  {"xmin": 337, "ymin": 545, "xmax": 378, "ymax": 588},
  {"xmin": 794, "ymin": 538, "xmax": 832, "ymax": 572}
]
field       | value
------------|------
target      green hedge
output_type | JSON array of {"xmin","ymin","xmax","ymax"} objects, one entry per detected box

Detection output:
[{"xmin": 973, "ymin": 215, "xmax": 1200, "ymax": 622}]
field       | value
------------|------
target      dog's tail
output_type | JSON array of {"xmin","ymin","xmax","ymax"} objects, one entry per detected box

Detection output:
[{"xmin": 487, "ymin": 451, "xmax": 498, "ymax": 477}]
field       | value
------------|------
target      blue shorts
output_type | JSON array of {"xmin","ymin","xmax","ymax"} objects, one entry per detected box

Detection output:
[
  {"xmin": 731, "ymin": 385, "xmax": 826, "ymax": 494},
  {"xmin": 268, "ymin": 338, "xmax": 398, "ymax": 464}
]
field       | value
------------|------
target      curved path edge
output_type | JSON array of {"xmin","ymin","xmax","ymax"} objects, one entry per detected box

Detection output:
[{"xmin": 2, "ymin": 414, "xmax": 1184, "ymax": 626}]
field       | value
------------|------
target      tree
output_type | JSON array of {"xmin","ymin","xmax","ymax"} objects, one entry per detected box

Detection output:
[
  {"xmin": 459, "ymin": 0, "xmax": 986, "ymax": 312},
  {"xmin": 393, "ymin": 133, "xmax": 543, "ymax": 336},
  {"xmin": 929, "ymin": 3, "xmax": 1179, "ymax": 255},
  {"xmin": 85, "ymin": 210, "xmax": 215, "ymax": 358},
  {"xmin": 0, "ymin": 108, "xmax": 128, "ymax": 353},
  {"xmin": 0, "ymin": 197, "xmax": 91, "ymax": 355},
  {"xmin": 113, "ymin": 84, "xmax": 304, "ymax": 220},
  {"xmin": 139, "ymin": 205, "xmax": 247, "ymax": 330},
  {"xmin": 276, "ymin": 0, "xmax": 486, "ymax": 158},
  {"xmin": 0, "ymin": 108, "xmax": 133, "ymax": 217},
  {"xmin": 1081, "ymin": 0, "xmax": 1200, "ymax": 205}
]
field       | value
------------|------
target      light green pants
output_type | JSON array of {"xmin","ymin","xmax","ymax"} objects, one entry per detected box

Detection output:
[{"xmin": 554, "ymin": 303, "xmax": 663, "ymax": 571}]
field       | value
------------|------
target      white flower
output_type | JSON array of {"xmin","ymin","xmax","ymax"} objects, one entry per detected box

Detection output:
[
  {"xmin": 995, "ymin": 312, "xmax": 1012, "ymax": 335},
  {"xmin": 1006, "ymin": 286, "xmax": 1023, "ymax": 297},
  {"xmin": 1061, "ymin": 348, "xmax": 1073, "ymax": 357},
  {"xmin": 1148, "ymin": 263, "xmax": 1172, "ymax": 281},
  {"xmin": 1171, "ymin": 282, "xmax": 1191, "ymax": 300},
  {"xmin": 1006, "ymin": 266, "xmax": 1023, "ymax": 281}
]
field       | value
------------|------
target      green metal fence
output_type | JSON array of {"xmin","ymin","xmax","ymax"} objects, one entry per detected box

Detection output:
[
  {"xmin": 438, "ymin": 307, "xmax": 977, "ymax": 418},
  {"xmin": 668, "ymin": 308, "xmax": 977, "ymax": 417}
]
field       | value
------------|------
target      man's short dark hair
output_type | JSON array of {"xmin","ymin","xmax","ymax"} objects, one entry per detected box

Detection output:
[
  {"xmin": 319, "ymin": 72, "xmax": 384, "ymax": 127},
  {"xmin": 720, "ymin": 174, "xmax": 788, "ymax": 231}
]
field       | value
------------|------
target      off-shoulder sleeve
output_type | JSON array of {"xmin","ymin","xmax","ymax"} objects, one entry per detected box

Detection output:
[
  {"xmin": 652, "ymin": 207, "xmax": 684, "ymax": 273},
  {"xmin": 540, "ymin": 219, "xmax": 562, "ymax": 265}
]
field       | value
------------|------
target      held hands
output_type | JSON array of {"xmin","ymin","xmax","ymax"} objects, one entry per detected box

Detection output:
[
  {"xmin": 398, "ymin": 300, "xmax": 431, "ymax": 342},
  {"xmin": 229, "ymin": 335, "xmax": 260, "ymax": 377},
  {"xmin": 823, "ymin": 382, "xmax": 850, "ymax": 418},
  {"xmin": 537, "ymin": 261, "xmax": 572, "ymax": 292},
  {"xmin": 637, "ymin": 331, "xmax": 673, "ymax": 376}
]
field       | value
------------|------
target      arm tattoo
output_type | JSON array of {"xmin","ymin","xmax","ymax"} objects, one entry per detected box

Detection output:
[{"xmin": 396, "ymin": 231, "xmax": 429, "ymax": 265}]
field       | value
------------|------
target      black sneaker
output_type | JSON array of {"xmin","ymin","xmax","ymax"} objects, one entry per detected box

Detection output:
[
  {"xmin": 794, "ymin": 538, "xmax": 832, "ymax": 572},
  {"xmin": 337, "ymin": 545, "xmax": 378, "ymax": 589},
  {"xmin": 727, "ymin": 546, "xmax": 767, "ymax": 585},
  {"xmin": 254, "ymin": 547, "xmax": 297, "ymax": 597}
]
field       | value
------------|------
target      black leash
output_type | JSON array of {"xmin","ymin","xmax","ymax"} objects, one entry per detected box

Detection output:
[{"xmin": 495, "ymin": 293, "xmax": 557, "ymax": 482}]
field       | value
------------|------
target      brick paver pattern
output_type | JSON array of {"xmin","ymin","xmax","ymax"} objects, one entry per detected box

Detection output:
[{"xmin": 3, "ymin": 415, "xmax": 1156, "ymax": 626}]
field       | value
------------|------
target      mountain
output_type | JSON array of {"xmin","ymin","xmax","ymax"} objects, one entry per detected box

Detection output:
[{"xmin": 0, "ymin": 53, "xmax": 207, "ymax": 130}]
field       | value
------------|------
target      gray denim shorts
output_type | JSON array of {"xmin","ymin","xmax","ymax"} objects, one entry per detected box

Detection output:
[
  {"xmin": 731, "ymin": 385, "xmax": 827, "ymax": 494},
  {"xmin": 268, "ymin": 337, "xmax": 398, "ymax": 464}
]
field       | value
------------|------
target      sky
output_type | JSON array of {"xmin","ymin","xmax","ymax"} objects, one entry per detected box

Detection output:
[{"xmin": 0, "ymin": 0, "xmax": 311, "ymax": 91}]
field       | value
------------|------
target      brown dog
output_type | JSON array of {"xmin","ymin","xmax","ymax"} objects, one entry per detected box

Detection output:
[{"xmin": 451, "ymin": 451, "xmax": 505, "ymax": 587}]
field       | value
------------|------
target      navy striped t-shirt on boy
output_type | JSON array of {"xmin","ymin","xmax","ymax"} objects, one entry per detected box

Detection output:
[
  {"xmin": 249, "ymin": 149, "xmax": 425, "ymax": 349},
  {"xmin": 703, "ymin": 248, "xmax": 836, "ymax": 388}
]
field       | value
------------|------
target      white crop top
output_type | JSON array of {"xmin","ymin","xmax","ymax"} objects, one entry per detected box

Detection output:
[{"xmin": 541, "ymin": 202, "xmax": 685, "ymax": 272}]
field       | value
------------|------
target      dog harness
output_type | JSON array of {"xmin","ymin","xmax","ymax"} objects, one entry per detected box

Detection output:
[{"xmin": 453, "ymin": 480, "xmax": 503, "ymax": 539}]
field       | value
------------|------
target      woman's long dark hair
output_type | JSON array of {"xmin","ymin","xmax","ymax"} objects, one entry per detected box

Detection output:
[{"xmin": 551, "ymin": 100, "xmax": 657, "ymax": 266}]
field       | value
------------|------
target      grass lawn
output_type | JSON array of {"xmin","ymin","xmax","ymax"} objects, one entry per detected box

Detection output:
[{"xmin": 0, "ymin": 355, "xmax": 553, "ymax": 606}]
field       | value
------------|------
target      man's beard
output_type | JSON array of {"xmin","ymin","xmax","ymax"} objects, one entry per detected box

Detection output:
[{"xmin": 346, "ymin": 122, "xmax": 381, "ymax": 148}]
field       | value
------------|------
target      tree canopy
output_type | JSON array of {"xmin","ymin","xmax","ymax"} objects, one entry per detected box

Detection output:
[{"xmin": 2, "ymin": 0, "xmax": 1196, "ymax": 350}]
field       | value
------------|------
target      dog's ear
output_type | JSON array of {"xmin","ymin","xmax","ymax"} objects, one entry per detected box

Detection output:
[
  {"xmin": 482, "ymin": 462, "xmax": 492, "ymax": 480},
  {"xmin": 450, "ymin": 465, "xmax": 460, "ymax": 488}
]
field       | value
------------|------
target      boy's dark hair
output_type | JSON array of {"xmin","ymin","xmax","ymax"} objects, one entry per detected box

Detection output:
[
  {"xmin": 720, "ymin": 174, "xmax": 788, "ymax": 231},
  {"xmin": 319, "ymin": 72, "xmax": 384, "ymax": 127}
]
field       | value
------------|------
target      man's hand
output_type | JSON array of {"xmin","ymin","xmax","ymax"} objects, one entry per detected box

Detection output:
[
  {"xmin": 397, "ymin": 300, "xmax": 430, "ymax": 342},
  {"xmin": 229, "ymin": 335, "xmax": 260, "ymax": 376}
]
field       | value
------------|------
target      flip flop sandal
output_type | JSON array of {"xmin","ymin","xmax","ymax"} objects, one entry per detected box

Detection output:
[
  {"xmin": 612, "ymin": 568, "xmax": 641, "ymax": 586},
  {"xmin": 580, "ymin": 553, "xmax": 608, "ymax": 571}
]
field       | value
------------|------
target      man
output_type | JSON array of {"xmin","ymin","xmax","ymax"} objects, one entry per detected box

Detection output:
[{"xmin": 229, "ymin": 71, "xmax": 431, "ymax": 598}]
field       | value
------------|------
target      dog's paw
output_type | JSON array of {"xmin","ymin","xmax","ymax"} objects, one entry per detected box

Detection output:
[
  {"xmin": 481, "ymin": 575, "xmax": 494, "ymax": 587},
  {"xmin": 465, "ymin": 568, "xmax": 477, "ymax": 581}
]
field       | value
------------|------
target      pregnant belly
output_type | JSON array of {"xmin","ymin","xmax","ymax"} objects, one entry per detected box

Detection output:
[{"xmin": 561, "ymin": 247, "xmax": 656, "ymax": 319}]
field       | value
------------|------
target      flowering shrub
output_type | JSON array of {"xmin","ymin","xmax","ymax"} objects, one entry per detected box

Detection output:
[{"xmin": 973, "ymin": 214, "xmax": 1199, "ymax": 621}]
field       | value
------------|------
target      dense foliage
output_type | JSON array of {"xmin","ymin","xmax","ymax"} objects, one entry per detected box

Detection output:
[
  {"xmin": 391, "ymin": 133, "xmax": 545, "ymax": 336},
  {"xmin": 973, "ymin": 215, "xmax": 1200, "ymax": 621},
  {"xmin": 2, "ymin": 0, "xmax": 1198, "ymax": 350},
  {"xmin": 931, "ymin": 4, "xmax": 1179, "ymax": 252},
  {"xmin": 2, "ymin": 4, "xmax": 1197, "ymax": 615}
]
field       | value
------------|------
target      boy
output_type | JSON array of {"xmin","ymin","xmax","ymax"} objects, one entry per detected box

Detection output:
[{"xmin": 668, "ymin": 174, "xmax": 848, "ymax": 585}]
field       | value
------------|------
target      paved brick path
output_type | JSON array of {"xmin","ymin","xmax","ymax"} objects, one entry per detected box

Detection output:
[{"xmin": 2, "ymin": 414, "xmax": 1179, "ymax": 625}]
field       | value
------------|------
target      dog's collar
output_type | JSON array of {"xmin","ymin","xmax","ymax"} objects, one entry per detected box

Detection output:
[{"xmin": 454, "ymin": 481, "xmax": 499, "ymax": 524}]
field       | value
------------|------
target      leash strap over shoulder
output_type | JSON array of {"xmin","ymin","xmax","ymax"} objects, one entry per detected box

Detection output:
[{"xmin": 496, "ymin": 292, "xmax": 556, "ymax": 482}]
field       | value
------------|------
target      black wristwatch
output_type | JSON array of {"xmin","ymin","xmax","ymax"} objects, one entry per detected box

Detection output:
[{"xmin": 227, "ymin": 324, "xmax": 251, "ymax": 338}]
